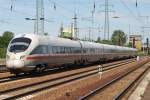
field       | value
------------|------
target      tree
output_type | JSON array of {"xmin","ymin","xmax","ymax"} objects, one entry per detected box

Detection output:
[
  {"xmin": 1, "ymin": 31, "xmax": 14, "ymax": 48},
  {"xmin": 100, "ymin": 40, "xmax": 112, "ymax": 45},
  {"xmin": 0, "ymin": 31, "xmax": 14, "ymax": 58},
  {"xmin": 111, "ymin": 30, "xmax": 127, "ymax": 46},
  {"xmin": 0, "ymin": 48, "xmax": 7, "ymax": 58},
  {"xmin": 0, "ymin": 36, "xmax": 3, "ymax": 48}
]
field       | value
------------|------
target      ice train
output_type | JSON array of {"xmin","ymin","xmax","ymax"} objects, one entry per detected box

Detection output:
[{"xmin": 6, "ymin": 34, "xmax": 137, "ymax": 74}]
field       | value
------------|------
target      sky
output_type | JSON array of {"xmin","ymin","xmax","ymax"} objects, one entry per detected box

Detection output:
[{"xmin": 0, "ymin": 0, "xmax": 150, "ymax": 41}]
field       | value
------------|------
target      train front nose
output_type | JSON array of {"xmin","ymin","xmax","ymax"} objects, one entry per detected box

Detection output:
[
  {"xmin": 6, "ymin": 59, "xmax": 24, "ymax": 69},
  {"xmin": 6, "ymin": 54, "xmax": 24, "ymax": 69}
]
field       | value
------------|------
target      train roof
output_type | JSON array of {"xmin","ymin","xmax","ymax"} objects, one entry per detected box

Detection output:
[{"xmin": 13, "ymin": 34, "xmax": 137, "ymax": 51}]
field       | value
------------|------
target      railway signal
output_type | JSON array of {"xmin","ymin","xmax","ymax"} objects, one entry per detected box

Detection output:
[
  {"xmin": 98, "ymin": 65, "xmax": 103, "ymax": 79},
  {"xmin": 146, "ymin": 38, "xmax": 149, "ymax": 55}
]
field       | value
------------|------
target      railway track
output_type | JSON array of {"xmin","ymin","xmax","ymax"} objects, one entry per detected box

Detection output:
[
  {"xmin": 79, "ymin": 59, "xmax": 150, "ymax": 100},
  {"xmin": 0, "ymin": 58, "xmax": 135, "ymax": 84},
  {"xmin": 0, "ymin": 65, "xmax": 8, "ymax": 73},
  {"xmin": 113, "ymin": 64, "xmax": 150, "ymax": 100},
  {"xmin": 0, "ymin": 58, "xmax": 136, "ymax": 99}
]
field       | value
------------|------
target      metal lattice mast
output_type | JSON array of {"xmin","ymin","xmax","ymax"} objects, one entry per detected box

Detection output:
[
  {"xmin": 104, "ymin": 0, "xmax": 109, "ymax": 40},
  {"xmin": 99, "ymin": 0, "xmax": 114, "ymax": 40},
  {"xmin": 35, "ymin": 0, "xmax": 44, "ymax": 35},
  {"xmin": 73, "ymin": 13, "xmax": 78, "ymax": 40}
]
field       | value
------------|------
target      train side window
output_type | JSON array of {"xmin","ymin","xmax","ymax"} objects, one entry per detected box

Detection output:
[
  {"xmin": 64, "ymin": 47, "xmax": 66, "ymax": 53},
  {"xmin": 83, "ymin": 49, "xmax": 86, "ymax": 53},
  {"xmin": 30, "ymin": 46, "xmax": 41, "ymax": 55},
  {"xmin": 70, "ymin": 48, "xmax": 73, "ymax": 53},
  {"xmin": 59, "ymin": 47, "xmax": 63, "ymax": 53},
  {"xmin": 60, "ymin": 47, "xmax": 63, "ymax": 53},
  {"xmin": 65, "ymin": 47, "xmax": 69, "ymax": 53},
  {"xmin": 57, "ymin": 46, "xmax": 61, "ymax": 54},
  {"xmin": 42, "ymin": 45, "xmax": 48, "ymax": 54},
  {"xmin": 55, "ymin": 46, "xmax": 58, "ymax": 53},
  {"xmin": 52, "ymin": 46, "xmax": 58, "ymax": 54},
  {"xmin": 30, "ymin": 45, "xmax": 48, "ymax": 55},
  {"xmin": 48, "ymin": 46, "xmax": 52, "ymax": 53},
  {"xmin": 52, "ymin": 46, "xmax": 55, "ymax": 53}
]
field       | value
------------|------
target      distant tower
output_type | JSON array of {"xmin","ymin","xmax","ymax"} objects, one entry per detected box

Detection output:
[
  {"xmin": 71, "ymin": 23, "xmax": 73, "ymax": 39},
  {"xmin": 99, "ymin": 0, "xmax": 114, "ymax": 40},
  {"xmin": 72, "ymin": 13, "xmax": 78, "ymax": 40},
  {"xmin": 104, "ymin": 0, "xmax": 109, "ymax": 40},
  {"xmin": 35, "ymin": 0, "xmax": 44, "ymax": 35},
  {"xmin": 60, "ymin": 23, "xmax": 64, "ymax": 37}
]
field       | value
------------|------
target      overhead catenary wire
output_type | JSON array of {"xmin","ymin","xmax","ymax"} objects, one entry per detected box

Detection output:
[
  {"xmin": 48, "ymin": 0, "xmax": 99, "ymax": 25},
  {"xmin": 0, "ymin": 5, "xmax": 54, "ymax": 24},
  {"xmin": 135, "ymin": 0, "xmax": 142, "ymax": 18},
  {"xmin": 48, "ymin": 0, "xmax": 75, "ymax": 15},
  {"xmin": 1, "ymin": 0, "xmax": 102, "ymax": 28},
  {"xmin": 119, "ymin": 0, "xmax": 143, "ymax": 25}
]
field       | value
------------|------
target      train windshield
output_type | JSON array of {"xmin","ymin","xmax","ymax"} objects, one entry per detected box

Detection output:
[{"xmin": 9, "ymin": 37, "xmax": 31, "ymax": 53}]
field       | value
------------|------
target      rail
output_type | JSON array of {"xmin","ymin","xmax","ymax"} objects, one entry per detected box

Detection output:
[
  {"xmin": 113, "ymin": 65, "xmax": 150, "ymax": 100},
  {"xmin": 79, "ymin": 59, "xmax": 148, "ymax": 100},
  {"xmin": 0, "ymin": 59, "xmax": 135, "ymax": 99}
]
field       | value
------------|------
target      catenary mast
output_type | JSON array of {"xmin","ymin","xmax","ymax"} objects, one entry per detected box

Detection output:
[{"xmin": 35, "ymin": 0, "xmax": 44, "ymax": 35}]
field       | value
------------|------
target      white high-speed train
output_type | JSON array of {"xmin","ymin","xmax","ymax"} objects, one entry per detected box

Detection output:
[{"xmin": 6, "ymin": 34, "xmax": 137, "ymax": 74}]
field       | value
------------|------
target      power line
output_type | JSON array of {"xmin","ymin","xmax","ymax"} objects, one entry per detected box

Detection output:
[
  {"xmin": 119, "ymin": 0, "xmax": 143, "ymax": 25},
  {"xmin": 0, "ymin": 19, "xmax": 16, "ymax": 25},
  {"xmin": 48, "ymin": 0, "xmax": 75, "ymax": 14},
  {"xmin": 0, "ymin": 6, "xmax": 54, "ymax": 23}
]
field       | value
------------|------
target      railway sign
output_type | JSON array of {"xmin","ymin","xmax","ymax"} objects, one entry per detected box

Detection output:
[{"xmin": 98, "ymin": 65, "xmax": 103, "ymax": 79}]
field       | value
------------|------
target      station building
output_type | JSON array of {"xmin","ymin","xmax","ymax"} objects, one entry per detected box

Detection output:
[{"xmin": 129, "ymin": 35, "xmax": 142, "ymax": 50}]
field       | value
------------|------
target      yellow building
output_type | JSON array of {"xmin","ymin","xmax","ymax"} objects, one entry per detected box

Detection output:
[{"xmin": 129, "ymin": 35, "xmax": 142, "ymax": 50}]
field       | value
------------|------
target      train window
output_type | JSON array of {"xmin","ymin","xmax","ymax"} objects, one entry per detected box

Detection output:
[
  {"xmin": 65, "ymin": 47, "xmax": 71, "ymax": 53},
  {"xmin": 48, "ymin": 46, "xmax": 52, "ymax": 53},
  {"xmin": 11, "ymin": 37, "xmax": 31, "ymax": 44},
  {"xmin": 89, "ymin": 48, "xmax": 95, "ymax": 53},
  {"xmin": 70, "ymin": 48, "xmax": 73, "ymax": 53},
  {"xmin": 30, "ymin": 46, "xmax": 42, "ymax": 54},
  {"xmin": 65, "ymin": 47, "xmax": 68, "ymax": 53},
  {"xmin": 52, "ymin": 46, "xmax": 56, "ymax": 54},
  {"xmin": 52, "ymin": 46, "xmax": 62, "ymax": 54},
  {"xmin": 9, "ymin": 37, "xmax": 32, "ymax": 53},
  {"xmin": 73, "ymin": 47, "xmax": 81, "ymax": 53},
  {"xmin": 42, "ymin": 45, "xmax": 48, "ymax": 54},
  {"xmin": 63, "ymin": 47, "xmax": 65, "ymax": 53},
  {"xmin": 30, "ymin": 45, "xmax": 48, "ymax": 55},
  {"xmin": 83, "ymin": 49, "xmax": 86, "ymax": 53},
  {"xmin": 59, "ymin": 47, "xmax": 62, "ymax": 53},
  {"xmin": 56, "ymin": 47, "xmax": 60, "ymax": 53},
  {"xmin": 9, "ymin": 45, "xmax": 28, "ymax": 53}
]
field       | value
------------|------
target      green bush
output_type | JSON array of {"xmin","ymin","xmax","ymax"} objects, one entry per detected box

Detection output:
[{"xmin": 0, "ymin": 48, "xmax": 7, "ymax": 58}]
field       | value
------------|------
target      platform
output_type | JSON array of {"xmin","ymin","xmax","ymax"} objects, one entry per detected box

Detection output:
[
  {"xmin": 142, "ymin": 82, "xmax": 150, "ymax": 100},
  {"xmin": 128, "ymin": 69, "xmax": 150, "ymax": 100}
]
